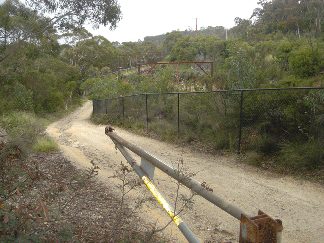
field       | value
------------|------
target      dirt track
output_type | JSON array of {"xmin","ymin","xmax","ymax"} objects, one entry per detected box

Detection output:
[{"xmin": 47, "ymin": 101, "xmax": 324, "ymax": 243}]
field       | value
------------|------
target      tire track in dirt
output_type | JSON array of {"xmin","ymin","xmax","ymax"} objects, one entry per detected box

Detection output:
[{"xmin": 47, "ymin": 101, "xmax": 324, "ymax": 243}]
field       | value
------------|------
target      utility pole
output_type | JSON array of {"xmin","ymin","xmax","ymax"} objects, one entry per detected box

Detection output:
[{"xmin": 192, "ymin": 17, "xmax": 200, "ymax": 37}]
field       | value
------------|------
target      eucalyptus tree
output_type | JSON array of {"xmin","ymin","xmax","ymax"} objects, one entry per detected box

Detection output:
[
  {"xmin": 0, "ymin": 0, "xmax": 121, "ymax": 64},
  {"xmin": 63, "ymin": 35, "xmax": 119, "ymax": 76},
  {"xmin": 168, "ymin": 36, "xmax": 198, "ymax": 62},
  {"xmin": 230, "ymin": 18, "xmax": 253, "ymax": 39},
  {"xmin": 252, "ymin": 0, "xmax": 324, "ymax": 35},
  {"xmin": 303, "ymin": 0, "xmax": 324, "ymax": 35},
  {"xmin": 163, "ymin": 30, "xmax": 182, "ymax": 54}
]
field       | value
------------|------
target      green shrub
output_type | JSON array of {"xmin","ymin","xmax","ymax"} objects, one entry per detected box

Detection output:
[
  {"xmin": 33, "ymin": 88, "xmax": 66, "ymax": 114},
  {"xmin": 275, "ymin": 75, "xmax": 303, "ymax": 87},
  {"xmin": 289, "ymin": 46, "xmax": 323, "ymax": 78},
  {"xmin": 150, "ymin": 120, "xmax": 178, "ymax": 141},
  {"xmin": 0, "ymin": 112, "xmax": 49, "ymax": 152},
  {"xmin": 211, "ymin": 130, "xmax": 235, "ymax": 151},
  {"xmin": 256, "ymin": 136, "xmax": 280, "ymax": 155},
  {"xmin": 246, "ymin": 151, "xmax": 263, "ymax": 166},
  {"xmin": 279, "ymin": 139, "xmax": 324, "ymax": 170},
  {"xmin": 0, "ymin": 83, "xmax": 34, "ymax": 114},
  {"xmin": 277, "ymin": 41, "xmax": 294, "ymax": 71},
  {"xmin": 33, "ymin": 136, "xmax": 59, "ymax": 152}
]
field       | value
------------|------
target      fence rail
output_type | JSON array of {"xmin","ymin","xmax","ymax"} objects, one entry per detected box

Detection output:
[{"xmin": 94, "ymin": 87, "xmax": 324, "ymax": 156}]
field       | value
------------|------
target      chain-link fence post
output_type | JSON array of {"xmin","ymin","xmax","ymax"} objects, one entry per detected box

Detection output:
[
  {"xmin": 238, "ymin": 90, "xmax": 244, "ymax": 154},
  {"xmin": 146, "ymin": 93, "xmax": 149, "ymax": 132},
  {"xmin": 177, "ymin": 93, "xmax": 180, "ymax": 134},
  {"xmin": 122, "ymin": 97, "xmax": 125, "ymax": 126}
]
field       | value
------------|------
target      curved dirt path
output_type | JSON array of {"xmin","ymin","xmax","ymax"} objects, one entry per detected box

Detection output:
[{"xmin": 47, "ymin": 101, "xmax": 324, "ymax": 243}]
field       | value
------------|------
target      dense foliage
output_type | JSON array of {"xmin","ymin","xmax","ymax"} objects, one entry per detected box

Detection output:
[{"xmin": 3, "ymin": 0, "xmax": 324, "ymax": 115}]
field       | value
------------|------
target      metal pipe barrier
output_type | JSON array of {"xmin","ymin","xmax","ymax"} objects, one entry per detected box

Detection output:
[
  {"xmin": 105, "ymin": 126, "xmax": 283, "ymax": 243},
  {"xmin": 111, "ymin": 136, "xmax": 199, "ymax": 243}
]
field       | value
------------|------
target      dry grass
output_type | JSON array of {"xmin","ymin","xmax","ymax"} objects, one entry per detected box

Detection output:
[{"xmin": 0, "ymin": 145, "xmax": 164, "ymax": 242}]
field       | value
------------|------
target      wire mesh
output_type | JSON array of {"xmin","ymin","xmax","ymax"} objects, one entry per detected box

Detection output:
[
  {"xmin": 94, "ymin": 87, "xmax": 324, "ymax": 155},
  {"xmin": 147, "ymin": 93, "xmax": 179, "ymax": 137},
  {"xmin": 93, "ymin": 99, "xmax": 106, "ymax": 116},
  {"xmin": 123, "ymin": 94, "xmax": 146, "ymax": 129},
  {"xmin": 179, "ymin": 91, "xmax": 241, "ymax": 151},
  {"xmin": 105, "ymin": 97, "xmax": 123, "ymax": 123},
  {"xmin": 241, "ymin": 88, "xmax": 324, "ymax": 155}
]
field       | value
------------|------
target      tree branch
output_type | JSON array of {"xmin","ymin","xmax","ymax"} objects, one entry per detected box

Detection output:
[{"xmin": 0, "ymin": 12, "xmax": 74, "ymax": 64}]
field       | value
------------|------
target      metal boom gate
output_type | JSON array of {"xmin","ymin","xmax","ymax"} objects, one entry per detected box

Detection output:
[{"xmin": 105, "ymin": 126, "xmax": 283, "ymax": 243}]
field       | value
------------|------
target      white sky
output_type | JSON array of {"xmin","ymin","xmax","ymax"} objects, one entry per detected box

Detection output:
[{"xmin": 88, "ymin": 0, "xmax": 260, "ymax": 43}]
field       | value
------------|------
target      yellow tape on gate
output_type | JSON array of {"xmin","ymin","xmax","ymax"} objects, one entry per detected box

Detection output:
[{"xmin": 142, "ymin": 175, "xmax": 182, "ymax": 226}]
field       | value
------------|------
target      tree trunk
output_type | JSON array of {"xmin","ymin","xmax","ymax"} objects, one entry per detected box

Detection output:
[{"xmin": 297, "ymin": 21, "xmax": 301, "ymax": 38}]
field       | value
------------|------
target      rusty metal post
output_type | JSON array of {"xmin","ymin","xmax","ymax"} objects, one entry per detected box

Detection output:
[
  {"xmin": 211, "ymin": 62, "xmax": 213, "ymax": 77},
  {"xmin": 239, "ymin": 210, "xmax": 283, "ymax": 243}
]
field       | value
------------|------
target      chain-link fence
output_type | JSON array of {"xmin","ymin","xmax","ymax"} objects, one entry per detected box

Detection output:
[{"xmin": 93, "ymin": 87, "xmax": 324, "ymax": 157}]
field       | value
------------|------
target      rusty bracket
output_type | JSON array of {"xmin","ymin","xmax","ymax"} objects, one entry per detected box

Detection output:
[{"xmin": 239, "ymin": 210, "xmax": 283, "ymax": 243}]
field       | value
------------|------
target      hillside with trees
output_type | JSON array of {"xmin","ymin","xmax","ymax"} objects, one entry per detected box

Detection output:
[
  {"xmin": 2, "ymin": 0, "xmax": 324, "ymax": 116},
  {"xmin": 1, "ymin": 0, "xmax": 324, "ymax": 163},
  {"xmin": 144, "ymin": 26, "xmax": 227, "ymax": 44}
]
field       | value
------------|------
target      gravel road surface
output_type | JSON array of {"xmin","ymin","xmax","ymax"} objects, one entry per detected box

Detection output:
[{"xmin": 47, "ymin": 101, "xmax": 324, "ymax": 243}]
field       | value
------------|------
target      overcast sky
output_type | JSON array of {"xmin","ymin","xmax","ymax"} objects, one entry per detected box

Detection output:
[
  {"xmin": 0, "ymin": 0, "xmax": 260, "ymax": 43},
  {"xmin": 88, "ymin": 0, "xmax": 260, "ymax": 43}
]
